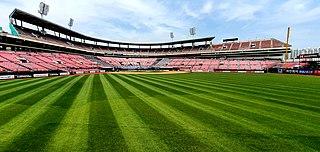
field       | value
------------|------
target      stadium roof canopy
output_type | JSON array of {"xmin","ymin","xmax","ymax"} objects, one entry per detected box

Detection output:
[{"xmin": 9, "ymin": 9, "xmax": 215, "ymax": 47}]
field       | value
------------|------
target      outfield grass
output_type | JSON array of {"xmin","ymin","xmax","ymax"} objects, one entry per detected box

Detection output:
[{"xmin": 0, "ymin": 73, "xmax": 319, "ymax": 151}]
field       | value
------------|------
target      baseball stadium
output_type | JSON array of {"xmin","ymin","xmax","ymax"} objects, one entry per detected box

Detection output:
[{"xmin": 0, "ymin": 1, "xmax": 320, "ymax": 152}]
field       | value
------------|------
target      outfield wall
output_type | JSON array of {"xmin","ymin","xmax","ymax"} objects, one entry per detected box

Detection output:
[
  {"xmin": 190, "ymin": 70, "xmax": 266, "ymax": 73},
  {"xmin": 0, "ymin": 70, "xmax": 107, "ymax": 80},
  {"xmin": 1, "ymin": 69, "xmax": 319, "ymax": 80}
]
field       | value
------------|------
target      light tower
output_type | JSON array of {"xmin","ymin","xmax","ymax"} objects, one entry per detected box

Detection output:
[
  {"xmin": 38, "ymin": 2, "xmax": 50, "ymax": 19},
  {"xmin": 170, "ymin": 32, "xmax": 174, "ymax": 41},
  {"xmin": 190, "ymin": 27, "xmax": 196, "ymax": 37},
  {"xmin": 68, "ymin": 18, "xmax": 74, "ymax": 29}
]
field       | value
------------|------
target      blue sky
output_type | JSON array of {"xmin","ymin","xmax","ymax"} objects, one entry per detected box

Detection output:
[{"xmin": 1, "ymin": 0, "xmax": 320, "ymax": 48}]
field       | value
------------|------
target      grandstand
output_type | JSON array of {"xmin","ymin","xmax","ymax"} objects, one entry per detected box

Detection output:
[
  {"xmin": 0, "ymin": 51, "xmax": 101, "ymax": 73},
  {"xmin": 1, "ymin": 8, "xmax": 319, "ymax": 77}
]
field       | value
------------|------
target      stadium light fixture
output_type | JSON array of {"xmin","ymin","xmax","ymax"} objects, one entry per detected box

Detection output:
[
  {"xmin": 68, "ymin": 18, "xmax": 74, "ymax": 29},
  {"xmin": 190, "ymin": 27, "xmax": 196, "ymax": 37},
  {"xmin": 38, "ymin": 2, "xmax": 50, "ymax": 18},
  {"xmin": 170, "ymin": 32, "xmax": 174, "ymax": 41}
]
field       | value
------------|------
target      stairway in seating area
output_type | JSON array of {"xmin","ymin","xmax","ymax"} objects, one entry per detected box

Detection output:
[
  {"xmin": 82, "ymin": 55, "xmax": 113, "ymax": 67},
  {"xmin": 152, "ymin": 58, "xmax": 172, "ymax": 67}
]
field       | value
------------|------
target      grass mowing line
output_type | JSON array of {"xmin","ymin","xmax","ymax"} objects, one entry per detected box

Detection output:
[
  {"xmin": 87, "ymin": 75, "xmax": 128, "ymax": 151},
  {"xmin": 106, "ymin": 75, "xmax": 211, "ymax": 152},
  {"xmin": 146, "ymin": 74, "xmax": 320, "ymax": 106},
  {"xmin": 126, "ymin": 75, "xmax": 319, "ymax": 151},
  {"xmin": 0, "ymin": 77, "xmax": 60, "ymax": 97},
  {"xmin": 149, "ymin": 73, "xmax": 320, "ymax": 100},
  {"xmin": 45, "ymin": 75, "xmax": 92, "ymax": 152},
  {"xmin": 168, "ymin": 73, "xmax": 320, "ymax": 93},
  {"xmin": 100, "ymin": 74, "xmax": 169, "ymax": 152},
  {"xmin": 135, "ymin": 75, "xmax": 320, "ymax": 132},
  {"xmin": 110, "ymin": 74, "xmax": 234, "ymax": 152},
  {"xmin": 120, "ymin": 75, "xmax": 287, "ymax": 144},
  {"xmin": 0, "ymin": 76, "xmax": 77, "ymax": 127},
  {"xmin": 0, "ymin": 78, "xmax": 42, "ymax": 86},
  {"xmin": 3, "ymin": 76, "xmax": 89, "ymax": 152},
  {"xmin": 125, "ymin": 74, "xmax": 275, "ymax": 133},
  {"xmin": 0, "ymin": 77, "xmax": 69, "ymax": 111},
  {"xmin": 141, "ymin": 74, "xmax": 320, "ymax": 120},
  {"xmin": 0, "ymin": 76, "xmax": 83, "ymax": 151},
  {"xmin": 127, "ymin": 76, "xmax": 319, "ymax": 144},
  {"xmin": 0, "ymin": 78, "xmax": 44, "ymax": 90},
  {"xmin": 189, "ymin": 73, "xmax": 320, "ymax": 103},
  {"xmin": 150, "ymin": 74, "xmax": 320, "ymax": 120}
]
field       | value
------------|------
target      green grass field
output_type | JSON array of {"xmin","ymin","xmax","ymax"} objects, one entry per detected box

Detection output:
[{"xmin": 0, "ymin": 73, "xmax": 320, "ymax": 152}]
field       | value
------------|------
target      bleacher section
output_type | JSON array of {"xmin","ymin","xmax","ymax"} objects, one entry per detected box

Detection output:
[
  {"xmin": 0, "ymin": 51, "xmax": 100, "ymax": 73},
  {"xmin": 98, "ymin": 57, "xmax": 157, "ymax": 69},
  {"xmin": 1, "ymin": 50, "xmax": 308, "ymax": 73},
  {"xmin": 213, "ymin": 39, "xmax": 285, "ymax": 52},
  {"xmin": 163, "ymin": 58, "xmax": 280, "ymax": 72}
]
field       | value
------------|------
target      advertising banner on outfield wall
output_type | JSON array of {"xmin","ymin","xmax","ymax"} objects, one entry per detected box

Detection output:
[
  {"xmin": 49, "ymin": 73, "xmax": 59, "ymax": 76},
  {"xmin": 59, "ymin": 72, "xmax": 70, "ymax": 76},
  {"xmin": 100, "ymin": 70, "xmax": 106, "ymax": 73},
  {"xmin": 286, "ymin": 70, "xmax": 299, "ymax": 74},
  {"xmin": 299, "ymin": 70, "xmax": 314, "ymax": 75},
  {"xmin": 238, "ymin": 71, "xmax": 247, "ymax": 73},
  {"xmin": 15, "ymin": 75, "xmax": 33, "ymax": 78},
  {"xmin": 75, "ymin": 71, "xmax": 84, "ymax": 74},
  {"xmin": 33, "ymin": 73, "xmax": 49, "ymax": 78},
  {"xmin": 254, "ymin": 71, "xmax": 265, "ymax": 73},
  {"xmin": 0, "ymin": 75, "xmax": 15, "ymax": 80},
  {"xmin": 314, "ymin": 70, "xmax": 320, "ymax": 75}
]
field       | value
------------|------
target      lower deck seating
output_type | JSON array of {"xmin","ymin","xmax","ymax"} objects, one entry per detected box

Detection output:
[
  {"xmin": 0, "ymin": 51, "xmax": 101, "ymax": 73},
  {"xmin": 98, "ymin": 57, "xmax": 157, "ymax": 68},
  {"xmin": 0, "ymin": 51, "xmax": 300, "ymax": 73},
  {"xmin": 164, "ymin": 59, "xmax": 281, "ymax": 71},
  {"xmin": 0, "ymin": 67, "xmax": 6, "ymax": 72},
  {"xmin": 0, "ymin": 62, "xmax": 30, "ymax": 72}
]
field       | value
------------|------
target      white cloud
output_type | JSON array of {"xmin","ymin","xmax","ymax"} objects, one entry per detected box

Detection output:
[
  {"xmin": 201, "ymin": 1, "xmax": 214, "ymax": 14},
  {"xmin": 182, "ymin": 5, "xmax": 200, "ymax": 18},
  {"xmin": 216, "ymin": 0, "xmax": 267, "ymax": 21},
  {"xmin": 267, "ymin": 0, "xmax": 320, "ymax": 25},
  {"xmin": 181, "ymin": 1, "xmax": 215, "ymax": 19}
]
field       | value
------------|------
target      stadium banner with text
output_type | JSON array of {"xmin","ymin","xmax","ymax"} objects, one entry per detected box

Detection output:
[
  {"xmin": 314, "ymin": 70, "xmax": 320, "ymax": 75},
  {"xmin": 306, "ymin": 70, "xmax": 314, "ymax": 74},
  {"xmin": 15, "ymin": 75, "xmax": 33, "ymax": 78},
  {"xmin": 238, "ymin": 71, "xmax": 247, "ymax": 73},
  {"xmin": 299, "ymin": 70, "xmax": 314, "ymax": 75},
  {"xmin": 59, "ymin": 72, "xmax": 70, "ymax": 76},
  {"xmin": 286, "ymin": 69, "xmax": 299, "ymax": 74},
  {"xmin": 49, "ymin": 73, "xmax": 59, "ymax": 76},
  {"xmin": 100, "ymin": 70, "xmax": 106, "ymax": 73},
  {"xmin": 33, "ymin": 73, "xmax": 49, "ymax": 78},
  {"xmin": 75, "ymin": 71, "xmax": 84, "ymax": 74},
  {"xmin": 0, "ymin": 75, "xmax": 15, "ymax": 80},
  {"xmin": 254, "ymin": 71, "xmax": 265, "ymax": 73}
]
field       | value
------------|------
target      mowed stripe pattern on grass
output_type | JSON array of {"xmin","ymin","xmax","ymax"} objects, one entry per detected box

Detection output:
[{"xmin": 0, "ymin": 73, "xmax": 319, "ymax": 151}]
